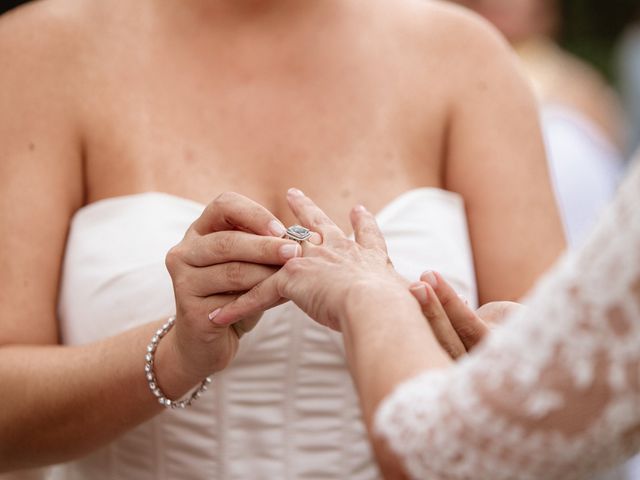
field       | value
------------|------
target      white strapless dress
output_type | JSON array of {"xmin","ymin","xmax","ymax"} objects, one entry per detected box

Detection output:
[{"xmin": 46, "ymin": 189, "xmax": 476, "ymax": 480}]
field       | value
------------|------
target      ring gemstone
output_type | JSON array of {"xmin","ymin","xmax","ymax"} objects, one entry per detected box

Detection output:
[{"xmin": 285, "ymin": 225, "xmax": 312, "ymax": 242}]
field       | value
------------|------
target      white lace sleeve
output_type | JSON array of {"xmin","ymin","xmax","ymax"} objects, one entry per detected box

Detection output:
[{"xmin": 375, "ymin": 162, "xmax": 640, "ymax": 480}]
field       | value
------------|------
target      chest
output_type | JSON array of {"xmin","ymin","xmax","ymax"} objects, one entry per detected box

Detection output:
[{"xmin": 80, "ymin": 32, "xmax": 448, "ymax": 224}]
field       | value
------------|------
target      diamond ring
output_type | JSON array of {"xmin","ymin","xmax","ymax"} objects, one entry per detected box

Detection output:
[{"xmin": 284, "ymin": 225, "xmax": 312, "ymax": 242}]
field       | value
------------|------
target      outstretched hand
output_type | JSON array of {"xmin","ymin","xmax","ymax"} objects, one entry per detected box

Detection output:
[{"xmin": 211, "ymin": 189, "xmax": 409, "ymax": 331}]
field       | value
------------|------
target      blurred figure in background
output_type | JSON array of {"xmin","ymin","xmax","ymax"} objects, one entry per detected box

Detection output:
[
  {"xmin": 452, "ymin": 0, "xmax": 627, "ymax": 248},
  {"xmin": 618, "ymin": 9, "xmax": 640, "ymax": 156}
]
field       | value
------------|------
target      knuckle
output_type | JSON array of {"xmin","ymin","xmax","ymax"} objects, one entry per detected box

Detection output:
[
  {"xmin": 215, "ymin": 191, "xmax": 238, "ymax": 205},
  {"xmin": 283, "ymin": 257, "xmax": 306, "ymax": 274},
  {"xmin": 423, "ymin": 306, "xmax": 441, "ymax": 323},
  {"xmin": 457, "ymin": 323, "xmax": 482, "ymax": 342},
  {"xmin": 259, "ymin": 238, "xmax": 277, "ymax": 260},
  {"xmin": 360, "ymin": 222, "xmax": 377, "ymax": 235},
  {"xmin": 224, "ymin": 262, "xmax": 245, "ymax": 289},
  {"xmin": 438, "ymin": 291, "xmax": 456, "ymax": 309},
  {"xmin": 212, "ymin": 233, "xmax": 236, "ymax": 258},
  {"xmin": 165, "ymin": 245, "xmax": 184, "ymax": 272}
]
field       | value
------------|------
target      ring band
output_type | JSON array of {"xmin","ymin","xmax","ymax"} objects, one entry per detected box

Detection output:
[{"xmin": 284, "ymin": 225, "xmax": 312, "ymax": 242}]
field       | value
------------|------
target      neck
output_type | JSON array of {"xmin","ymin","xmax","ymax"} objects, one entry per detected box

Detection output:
[{"xmin": 158, "ymin": 0, "xmax": 343, "ymax": 30}]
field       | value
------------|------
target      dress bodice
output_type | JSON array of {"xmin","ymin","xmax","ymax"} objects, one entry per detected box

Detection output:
[{"xmin": 54, "ymin": 189, "xmax": 476, "ymax": 480}]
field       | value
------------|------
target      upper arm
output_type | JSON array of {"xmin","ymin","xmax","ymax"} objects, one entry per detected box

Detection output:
[
  {"xmin": 0, "ymin": 3, "xmax": 85, "ymax": 346},
  {"xmin": 439, "ymin": 8, "xmax": 566, "ymax": 303}
]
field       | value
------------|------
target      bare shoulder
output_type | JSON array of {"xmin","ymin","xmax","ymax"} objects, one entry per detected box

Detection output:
[
  {"xmin": 0, "ymin": 0, "xmax": 100, "ymax": 79},
  {"xmin": 0, "ymin": 0, "xmax": 90, "ymax": 221},
  {"xmin": 0, "ymin": 0, "xmax": 90, "ymax": 173},
  {"xmin": 0, "ymin": 0, "xmax": 88, "ymax": 54},
  {"xmin": 380, "ymin": 0, "xmax": 525, "ymax": 107},
  {"xmin": 383, "ymin": 0, "xmax": 535, "ymax": 122},
  {"xmin": 391, "ymin": 0, "xmax": 515, "ymax": 65}
]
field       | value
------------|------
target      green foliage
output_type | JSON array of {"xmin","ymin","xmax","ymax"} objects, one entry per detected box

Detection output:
[{"xmin": 559, "ymin": 0, "xmax": 639, "ymax": 81}]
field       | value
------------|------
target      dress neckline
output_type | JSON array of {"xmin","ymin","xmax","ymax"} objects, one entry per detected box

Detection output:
[{"xmin": 72, "ymin": 188, "xmax": 463, "ymax": 225}]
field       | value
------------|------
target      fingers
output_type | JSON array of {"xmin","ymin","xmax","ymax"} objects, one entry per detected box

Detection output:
[
  {"xmin": 286, "ymin": 188, "xmax": 344, "ymax": 239},
  {"xmin": 420, "ymin": 271, "xmax": 489, "ymax": 351},
  {"xmin": 179, "ymin": 231, "xmax": 301, "ymax": 267},
  {"xmin": 350, "ymin": 205, "xmax": 387, "ymax": 253},
  {"xmin": 208, "ymin": 271, "xmax": 284, "ymax": 326},
  {"xmin": 192, "ymin": 192, "xmax": 287, "ymax": 236},
  {"xmin": 186, "ymin": 262, "xmax": 278, "ymax": 296},
  {"xmin": 410, "ymin": 283, "xmax": 467, "ymax": 360}
]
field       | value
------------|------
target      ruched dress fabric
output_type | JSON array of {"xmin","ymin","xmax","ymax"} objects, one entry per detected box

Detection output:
[
  {"xmin": 375, "ymin": 162, "xmax": 640, "ymax": 480},
  {"xmin": 50, "ymin": 188, "xmax": 476, "ymax": 480}
]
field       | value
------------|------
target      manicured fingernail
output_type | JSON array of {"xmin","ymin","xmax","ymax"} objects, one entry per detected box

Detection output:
[
  {"xmin": 423, "ymin": 271, "xmax": 438, "ymax": 289},
  {"xmin": 268, "ymin": 220, "xmax": 286, "ymax": 237},
  {"xmin": 280, "ymin": 243, "xmax": 301, "ymax": 259},
  {"xmin": 353, "ymin": 205, "xmax": 367, "ymax": 213},
  {"xmin": 288, "ymin": 188, "xmax": 304, "ymax": 197},
  {"xmin": 208, "ymin": 308, "xmax": 222, "ymax": 322},
  {"xmin": 410, "ymin": 284, "xmax": 429, "ymax": 306}
]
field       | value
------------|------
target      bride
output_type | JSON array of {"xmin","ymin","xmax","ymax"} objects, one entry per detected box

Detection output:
[{"xmin": 0, "ymin": 0, "xmax": 564, "ymax": 478}]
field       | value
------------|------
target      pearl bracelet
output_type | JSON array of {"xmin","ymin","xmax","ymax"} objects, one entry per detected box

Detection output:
[{"xmin": 145, "ymin": 316, "xmax": 212, "ymax": 409}]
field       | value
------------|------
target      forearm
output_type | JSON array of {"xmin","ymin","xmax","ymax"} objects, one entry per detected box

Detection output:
[
  {"xmin": 339, "ymin": 285, "xmax": 451, "ymax": 478},
  {"xmin": 0, "ymin": 320, "xmax": 202, "ymax": 472},
  {"xmin": 341, "ymin": 285, "xmax": 451, "ymax": 424}
]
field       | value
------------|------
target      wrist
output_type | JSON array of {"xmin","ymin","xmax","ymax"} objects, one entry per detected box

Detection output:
[
  {"xmin": 153, "ymin": 325, "xmax": 205, "ymax": 400},
  {"xmin": 341, "ymin": 279, "xmax": 414, "ymax": 331}
]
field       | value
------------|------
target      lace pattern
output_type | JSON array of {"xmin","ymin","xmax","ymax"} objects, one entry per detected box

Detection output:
[{"xmin": 375, "ymin": 162, "xmax": 640, "ymax": 480}]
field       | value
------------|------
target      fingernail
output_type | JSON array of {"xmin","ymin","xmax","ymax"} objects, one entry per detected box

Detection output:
[
  {"xmin": 268, "ymin": 220, "xmax": 286, "ymax": 237},
  {"xmin": 208, "ymin": 308, "xmax": 222, "ymax": 322},
  {"xmin": 288, "ymin": 188, "xmax": 304, "ymax": 197},
  {"xmin": 423, "ymin": 271, "xmax": 438, "ymax": 289},
  {"xmin": 353, "ymin": 205, "xmax": 367, "ymax": 213},
  {"xmin": 280, "ymin": 243, "xmax": 301, "ymax": 259},
  {"xmin": 410, "ymin": 284, "xmax": 429, "ymax": 306}
]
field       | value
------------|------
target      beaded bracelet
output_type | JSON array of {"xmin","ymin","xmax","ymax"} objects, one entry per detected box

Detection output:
[{"xmin": 145, "ymin": 316, "xmax": 212, "ymax": 409}]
